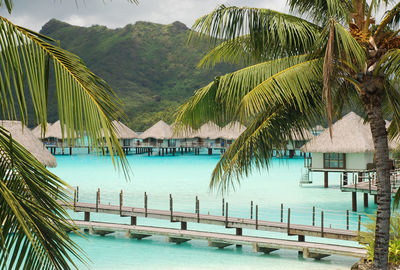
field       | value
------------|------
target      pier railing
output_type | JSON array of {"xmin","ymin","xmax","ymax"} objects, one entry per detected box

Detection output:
[{"xmin": 68, "ymin": 187, "xmax": 368, "ymax": 241}]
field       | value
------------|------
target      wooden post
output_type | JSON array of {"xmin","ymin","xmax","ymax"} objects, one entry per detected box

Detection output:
[
  {"xmin": 324, "ymin": 171, "xmax": 328, "ymax": 188},
  {"xmin": 280, "ymin": 203, "xmax": 283, "ymax": 223},
  {"xmin": 255, "ymin": 205, "xmax": 258, "ymax": 230},
  {"xmin": 225, "ymin": 202, "xmax": 229, "ymax": 228},
  {"xmin": 222, "ymin": 198, "xmax": 225, "ymax": 216},
  {"xmin": 84, "ymin": 211, "xmax": 90, "ymax": 222},
  {"xmin": 374, "ymin": 194, "xmax": 377, "ymax": 204},
  {"xmin": 358, "ymin": 215, "xmax": 361, "ymax": 233},
  {"xmin": 346, "ymin": 210, "xmax": 349, "ymax": 230},
  {"xmin": 181, "ymin": 221, "xmax": 187, "ymax": 230},
  {"xmin": 352, "ymin": 192, "xmax": 357, "ymax": 212},
  {"xmin": 169, "ymin": 194, "xmax": 173, "ymax": 222},
  {"xmin": 76, "ymin": 186, "xmax": 79, "ymax": 202},
  {"xmin": 144, "ymin": 192, "xmax": 148, "ymax": 217},
  {"xmin": 96, "ymin": 188, "xmax": 100, "ymax": 212},
  {"xmin": 298, "ymin": 235, "xmax": 305, "ymax": 255},
  {"xmin": 131, "ymin": 216, "xmax": 137, "ymax": 225},
  {"xmin": 287, "ymin": 208, "xmax": 291, "ymax": 235},
  {"xmin": 236, "ymin": 228, "xmax": 243, "ymax": 247},
  {"xmin": 195, "ymin": 196, "xmax": 198, "ymax": 213},
  {"xmin": 120, "ymin": 190, "xmax": 123, "ymax": 216},
  {"xmin": 73, "ymin": 189, "xmax": 77, "ymax": 211},
  {"xmin": 363, "ymin": 193, "xmax": 368, "ymax": 208},
  {"xmin": 312, "ymin": 206, "xmax": 315, "ymax": 226},
  {"xmin": 250, "ymin": 201, "xmax": 253, "ymax": 219},
  {"xmin": 196, "ymin": 198, "xmax": 200, "ymax": 223},
  {"xmin": 321, "ymin": 211, "xmax": 324, "ymax": 237}
]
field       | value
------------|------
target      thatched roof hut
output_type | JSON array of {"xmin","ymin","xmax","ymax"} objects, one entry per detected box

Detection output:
[
  {"xmin": 112, "ymin": 121, "xmax": 138, "ymax": 139},
  {"xmin": 220, "ymin": 122, "xmax": 246, "ymax": 140},
  {"xmin": 301, "ymin": 112, "xmax": 398, "ymax": 153},
  {"xmin": 0, "ymin": 121, "xmax": 57, "ymax": 167},
  {"xmin": 31, "ymin": 123, "xmax": 52, "ymax": 138},
  {"xmin": 189, "ymin": 122, "xmax": 223, "ymax": 139},
  {"xmin": 139, "ymin": 120, "xmax": 172, "ymax": 140}
]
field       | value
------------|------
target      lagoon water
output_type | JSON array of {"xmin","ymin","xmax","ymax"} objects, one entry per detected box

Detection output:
[{"xmin": 50, "ymin": 150, "xmax": 375, "ymax": 269}]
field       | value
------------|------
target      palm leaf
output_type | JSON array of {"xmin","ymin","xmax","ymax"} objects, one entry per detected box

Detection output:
[
  {"xmin": 238, "ymin": 58, "xmax": 323, "ymax": 119},
  {"xmin": 210, "ymin": 102, "xmax": 322, "ymax": 192},
  {"xmin": 189, "ymin": 5, "xmax": 320, "ymax": 60},
  {"xmin": 175, "ymin": 54, "xmax": 312, "ymax": 129},
  {"xmin": 0, "ymin": 126, "xmax": 85, "ymax": 269},
  {"xmin": 287, "ymin": 0, "xmax": 352, "ymax": 24},
  {"xmin": 0, "ymin": 16, "xmax": 130, "ymax": 174}
]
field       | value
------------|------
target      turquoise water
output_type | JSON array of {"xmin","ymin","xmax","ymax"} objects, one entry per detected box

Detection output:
[{"xmin": 50, "ymin": 151, "xmax": 373, "ymax": 269}]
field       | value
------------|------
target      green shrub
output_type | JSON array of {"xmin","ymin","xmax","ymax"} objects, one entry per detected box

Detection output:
[{"xmin": 361, "ymin": 212, "xmax": 400, "ymax": 265}]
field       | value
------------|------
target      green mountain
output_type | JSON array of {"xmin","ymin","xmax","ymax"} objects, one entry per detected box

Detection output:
[{"xmin": 39, "ymin": 19, "xmax": 235, "ymax": 131}]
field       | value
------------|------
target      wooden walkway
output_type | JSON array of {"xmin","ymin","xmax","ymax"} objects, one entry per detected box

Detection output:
[
  {"xmin": 61, "ymin": 201, "xmax": 359, "ymax": 241},
  {"xmin": 71, "ymin": 220, "xmax": 366, "ymax": 259}
]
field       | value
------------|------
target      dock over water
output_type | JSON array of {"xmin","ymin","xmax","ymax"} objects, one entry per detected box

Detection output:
[{"xmin": 71, "ymin": 220, "xmax": 366, "ymax": 259}]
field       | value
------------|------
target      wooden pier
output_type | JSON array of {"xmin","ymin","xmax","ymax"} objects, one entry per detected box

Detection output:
[
  {"xmin": 340, "ymin": 171, "xmax": 400, "ymax": 211},
  {"xmin": 61, "ymin": 199, "xmax": 360, "ymax": 242},
  {"xmin": 71, "ymin": 220, "xmax": 366, "ymax": 259}
]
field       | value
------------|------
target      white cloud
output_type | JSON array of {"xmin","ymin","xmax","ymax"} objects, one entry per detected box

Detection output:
[{"xmin": 0, "ymin": 0, "xmax": 287, "ymax": 31}]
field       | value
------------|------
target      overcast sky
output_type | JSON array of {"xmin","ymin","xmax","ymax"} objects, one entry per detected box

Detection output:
[{"xmin": 0, "ymin": 0, "xmax": 287, "ymax": 31}]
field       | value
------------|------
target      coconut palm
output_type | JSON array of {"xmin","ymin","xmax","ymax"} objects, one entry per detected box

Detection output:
[
  {"xmin": 175, "ymin": 1, "xmax": 400, "ymax": 268},
  {"xmin": 0, "ymin": 0, "xmax": 136, "ymax": 269}
]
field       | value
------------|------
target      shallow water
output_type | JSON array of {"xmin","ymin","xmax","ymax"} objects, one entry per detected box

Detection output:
[{"xmin": 50, "ymin": 150, "xmax": 373, "ymax": 269}]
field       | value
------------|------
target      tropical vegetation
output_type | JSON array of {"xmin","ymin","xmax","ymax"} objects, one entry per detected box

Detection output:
[
  {"xmin": 0, "ymin": 0, "xmax": 136, "ymax": 269},
  {"xmin": 175, "ymin": 1, "xmax": 400, "ymax": 268},
  {"xmin": 37, "ymin": 19, "xmax": 236, "ymax": 131},
  {"xmin": 362, "ymin": 213, "xmax": 400, "ymax": 266}
]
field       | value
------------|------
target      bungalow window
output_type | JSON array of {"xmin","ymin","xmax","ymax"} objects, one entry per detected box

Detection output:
[
  {"xmin": 123, "ymin": 139, "xmax": 131, "ymax": 147},
  {"xmin": 324, "ymin": 153, "xmax": 346, "ymax": 169}
]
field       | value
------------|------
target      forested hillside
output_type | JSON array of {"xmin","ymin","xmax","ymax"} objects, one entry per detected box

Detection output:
[{"xmin": 39, "ymin": 19, "xmax": 235, "ymax": 131}]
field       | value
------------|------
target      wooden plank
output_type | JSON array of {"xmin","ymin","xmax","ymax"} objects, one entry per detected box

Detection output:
[
  {"xmin": 60, "ymin": 201, "xmax": 358, "ymax": 241},
  {"xmin": 71, "ymin": 220, "xmax": 366, "ymax": 259}
]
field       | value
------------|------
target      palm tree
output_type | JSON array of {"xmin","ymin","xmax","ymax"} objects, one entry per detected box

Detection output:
[
  {"xmin": 0, "ymin": 0, "xmax": 136, "ymax": 269},
  {"xmin": 175, "ymin": 1, "xmax": 400, "ymax": 268}
]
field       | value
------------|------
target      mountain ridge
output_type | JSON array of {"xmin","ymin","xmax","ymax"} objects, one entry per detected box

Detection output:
[{"xmin": 39, "ymin": 19, "xmax": 236, "ymax": 131}]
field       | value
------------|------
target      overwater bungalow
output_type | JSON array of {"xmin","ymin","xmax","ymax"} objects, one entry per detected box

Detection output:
[
  {"xmin": 301, "ymin": 112, "xmax": 398, "ymax": 188},
  {"xmin": 1, "ymin": 121, "xmax": 57, "ymax": 167},
  {"xmin": 31, "ymin": 122, "xmax": 52, "ymax": 138},
  {"xmin": 219, "ymin": 121, "xmax": 246, "ymax": 147},
  {"xmin": 42, "ymin": 120, "xmax": 79, "ymax": 154},
  {"xmin": 284, "ymin": 128, "xmax": 314, "ymax": 158},
  {"xmin": 112, "ymin": 120, "xmax": 138, "ymax": 149},
  {"xmin": 139, "ymin": 120, "xmax": 173, "ymax": 147}
]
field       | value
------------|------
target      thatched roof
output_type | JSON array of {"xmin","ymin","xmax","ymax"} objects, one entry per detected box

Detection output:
[
  {"xmin": 139, "ymin": 120, "xmax": 172, "ymax": 140},
  {"xmin": 112, "ymin": 121, "xmax": 138, "ymax": 139},
  {"xmin": 0, "ymin": 121, "xmax": 57, "ymax": 167},
  {"xmin": 301, "ymin": 112, "xmax": 398, "ymax": 153},
  {"xmin": 31, "ymin": 123, "xmax": 52, "ymax": 138},
  {"xmin": 290, "ymin": 128, "xmax": 314, "ymax": 141},
  {"xmin": 220, "ymin": 122, "xmax": 246, "ymax": 140},
  {"xmin": 189, "ymin": 122, "xmax": 223, "ymax": 139}
]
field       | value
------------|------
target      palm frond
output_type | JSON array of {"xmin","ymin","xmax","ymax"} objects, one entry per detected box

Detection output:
[
  {"xmin": 375, "ymin": 2, "xmax": 400, "ymax": 37},
  {"xmin": 210, "ymin": 102, "xmax": 322, "ymax": 193},
  {"xmin": 0, "ymin": 17, "xmax": 130, "ymax": 174},
  {"xmin": 0, "ymin": 126, "xmax": 85, "ymax": 269},
  {"xmin": 238, "ymin": 58, "xmax": 323, "ymax": 119},
  {"xmin": 0, "ymin": 0, "xmax": 12, "ymax": 13},
  {"xmin": 189, "ymin": 5, "xmax": 320, "ymax": 60},
  {"xmin": 287, "ymin": 0, "xmax": 352, "ymax": 24},
  {"xmin": 197, "ymin": 35, "xmax": 264, "ymax": 68},
  {"xmin": 175, "ymin": 54, "xmax": 312, "ymax": 130}
]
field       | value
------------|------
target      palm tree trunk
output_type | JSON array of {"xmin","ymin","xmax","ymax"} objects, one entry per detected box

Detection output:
[{"xmin": 361, "ymin": 78, "xmax": 391, "ymax": 270}]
